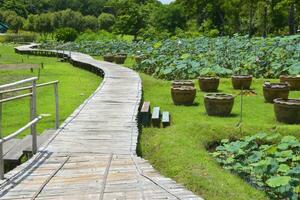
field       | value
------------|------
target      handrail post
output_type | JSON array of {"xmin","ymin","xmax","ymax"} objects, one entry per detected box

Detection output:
[
  {"xmin": 30, "ymin": 80, "xmax": 37, "ymax": 154},
  {"xmin": 0, "ymin": 93, "xmax": 4, "ymax": 179},
  {"xmin": 54, "ymin": 83, "xmax": 59, "ymax": 129}
]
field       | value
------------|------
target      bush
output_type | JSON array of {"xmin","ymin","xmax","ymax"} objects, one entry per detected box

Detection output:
[
  {"xmin": 55, "ymin": 27, "xmax": 78, "ymax": 42},
  {"xmin": 4, "ymin": 33, "xmax": 37, "ymax": 43},
  {"xmin": 98, "ymin": 13, "xmax": 115, "ymax": 31}
]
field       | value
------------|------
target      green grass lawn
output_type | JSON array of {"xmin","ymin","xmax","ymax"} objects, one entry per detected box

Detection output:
[
  {"xmin": 0, "ymin": 44, "xmax": 101, "ymax": 137},
  {"xmin": 121, "ymin": 58, "xmax": 300, "ymax": 200}
]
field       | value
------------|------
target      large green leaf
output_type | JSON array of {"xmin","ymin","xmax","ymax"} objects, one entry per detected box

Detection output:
[{"xmin": 266, "ymin": 176, "xmax": 291, "ymax": 188}]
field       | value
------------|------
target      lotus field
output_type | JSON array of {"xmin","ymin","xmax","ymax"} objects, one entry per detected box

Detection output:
[{"xmin": 42, "ymin": 35, "xmax": 300, "ymax": 80}]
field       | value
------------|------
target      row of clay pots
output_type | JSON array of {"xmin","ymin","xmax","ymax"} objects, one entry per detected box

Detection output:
[
  {"xmin": 199, "ymin": 75, "xmax": 300, "ymax": 92},
  {"xmin": 198, "ymin": 75, "xmax": 253, "ymax": 92},
  {"xmin": 171, "ymin": 80, "xmax": 300, "ymax": 123},
  {"xmin": 103, "ymin": 54, "xmax": 127, "ymax": 64}
]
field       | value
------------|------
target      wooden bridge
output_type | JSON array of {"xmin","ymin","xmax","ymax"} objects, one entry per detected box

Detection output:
[{"xmin": 0, "ymin": 44, "xmax": 202, "ymax": 199}]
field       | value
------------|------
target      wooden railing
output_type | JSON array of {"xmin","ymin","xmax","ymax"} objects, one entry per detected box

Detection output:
[{"xmin": 0, "ymin": 77, "xmax": 59, "ymax": 179}]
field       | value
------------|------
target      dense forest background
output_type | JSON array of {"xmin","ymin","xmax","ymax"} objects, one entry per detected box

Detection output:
[{"xmin": 0, "ymin": 0, "xmax": 299, "ymax": 39}]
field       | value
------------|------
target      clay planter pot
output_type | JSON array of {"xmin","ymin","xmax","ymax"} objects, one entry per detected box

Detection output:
[
  {"xmin": 274, "ymin": 98, "xmax": 300, "ymax": 124},
  {"xmin": 204, "ymin": 93, "xmax": 234, "ymax": 116},
  {"xmin": 263, "ymin": 83, "xmax": 290, "ymax": 103},
  {"xmin": 171, "ymin": 86, "xmax": 196, "ymax": 105},
  {"xmin": 198, "ymin": 76, "xmax": 220, "ymax": 92},
  {"xmin": 280, "ymin": 75, "xmax": 300, "ymax": 90},
  {"xmin": 231, "ymin": 75, "xmax": 253, "ymax": 90},
  {"xmin": 135, "ymin": 56, "xmax": 144, "ymax": 64},
  {"xmin": 115, "ymin": 55, "xmax": 127, "ymax": 64},
  {"xmin": 172, "ymin": 80, "xmax": 194, "ymax": 87},
  {"xmin": 103, "ymin": 54, "xmax": 115, "ymax": 62}
]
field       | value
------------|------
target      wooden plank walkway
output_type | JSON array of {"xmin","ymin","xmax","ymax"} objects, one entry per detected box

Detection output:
[{"xmin": 0, "ymin": 44, "xmax": 203, "ymax": 199}]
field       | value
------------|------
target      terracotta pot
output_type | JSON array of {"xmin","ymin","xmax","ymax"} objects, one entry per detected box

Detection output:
[
  {"xmin": 280, "ymin": 75, "xmax": 300, "ymax": 91},
  {"xmin": 274, "ymin": 98, "xmax": 300, "ymax": 124},
  {"xmin": 263, "ymin": 83, "xmax": 289, "ymax": 103},
  {"xmin": 198, "ymin": 76, "xmax": 220, "ymax": 92},
  {"xmin": 115, "ymin": 55, "xmax": 127, "ymax": 64},
  {"xmin": 171, "ymin": 86, "xmax": 196, "ymax": 105},
  {"xmin": 172, "ymin": 80, "xmax": 194, "ymax": 87},
  {"xmin": 204, "ymin": 93, "xmax": 234, "ymax": 116},
  {"xmin": 103, "ymin": 54, "xmax": 114, "ymax": 62},
  {"xmin": 231, "ymin": 75, "xmax": 253, "ymax": 90},
  {"xmin": 135, "ymin": 56, "xmax": 144, "ymax": 64}
]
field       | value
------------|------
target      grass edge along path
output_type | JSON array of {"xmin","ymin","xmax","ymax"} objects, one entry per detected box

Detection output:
[{"xmin": 0, "ymin": 44, "xmax": 101, "ymax": 138}]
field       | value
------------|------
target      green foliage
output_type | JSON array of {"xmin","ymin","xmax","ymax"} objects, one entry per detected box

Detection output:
[
  {"xmin": 41, "ymin": 35, "xmax": 300, "ymax": 80},
  {"xmin": 150, "ymin": 4, "xmax": 186, "ymax": 34},
  {"xmin": 213, "ymin": 133, "xmax": 300, "ymax": 199},
  {"xmin": 1, "ymin": 10, "xmax": 24, "ymax": 33},
  {"xmin": 55, "ymin": 27, "xmax": 78, "ymax": 42},
  {"xmin": 3, "ymin": 32, "xmax": 37, "ymax": 43},
  {"xmin": 98, "ymin": 13, "xmax": 115, "ymax": 31}
]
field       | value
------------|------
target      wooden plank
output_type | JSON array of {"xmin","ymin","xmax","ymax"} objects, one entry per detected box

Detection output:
[
  {"xmin": 162, "ymin": 112, "xmax": 170, "ymax": 128},
  {"xmin": 151, "ymin": 107, "xmax": 160, "ymax": 128},
  {"xmin": 140, "ymin": 102, "xmax": 151, "ymax": 127},
  {"xmin": 3, "ymin": 135, "xmax": 32, "ymax": 163}
]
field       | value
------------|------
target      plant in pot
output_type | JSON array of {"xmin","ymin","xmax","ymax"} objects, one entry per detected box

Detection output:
[
  {"xmin": 274, "ymin": 98, "xmax": 300, "ymax": 124},
  {"xmin": 115, "ymin": 52, "xmax": 127, "ymax": 64},
  {"xmin": 279, "ymin": 63, "xmax": 300, "ymax": 90},
  {"xmin": 198, "ymin": 67, "xmax": 220, "ymax": 92},
  {"xmin": 103, "ymin": 53, "xmax": 115, "ymax": 62},
  {"xmin": 204, "ymin": 93, "xmax": 235, "ymax": 116},
  {"xmin": 231, "ymin": 66, "xmax": 253, "ymax": 90},
  {"xmin": 171, "ymin": 80, "xmax": 196, "ymax": 105},
  {"xmin": 263, "ymin": 82, "xmax": 290, "ymax": 103}
]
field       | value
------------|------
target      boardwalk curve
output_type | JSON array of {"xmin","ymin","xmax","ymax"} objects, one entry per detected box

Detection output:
[{"xmin": 0, "ymin": 44, "xmax": 202, "ymax": 200}]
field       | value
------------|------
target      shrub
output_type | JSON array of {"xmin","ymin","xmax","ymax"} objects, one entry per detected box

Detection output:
[
  {"xmin": 55, "ymin": 27, "xmax": 78, "ymax": 42},
  {"xmin": 98, "ymin": 13, "xmax": 115, "ymax": 31},
  {"xmin": 4, "ymin": 33, "xmax": 37, "ymax": 43}
]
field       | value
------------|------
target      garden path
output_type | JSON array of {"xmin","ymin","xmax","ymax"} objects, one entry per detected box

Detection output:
[{"xmin": 0, "ymin": 44, "xmax": 202, "ymax": 200}]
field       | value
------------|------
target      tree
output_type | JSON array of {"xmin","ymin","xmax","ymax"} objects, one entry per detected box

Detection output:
[
  {"xmin": 150, "ymin": 4, "xmax": 186, "ymax": 34},
  {"xmin": 83, "ymin": 15, "xmax": 99, "ymax": 31},
  {"xmin": 1, "ymin": 10, "xmax": 25, "ymax": 33},
  {"xmin": 34, "ymin": 13, "xmax": 54, "ymax": 35},
  {"xmin": 98, "ymin": 13, "xmax": 115, "ymax": 31},
  {"xmin": 111, "ymin": 0, "xmax": 144, "ymax": 39}
]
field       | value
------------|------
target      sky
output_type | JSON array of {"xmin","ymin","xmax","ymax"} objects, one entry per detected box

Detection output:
[{"xmin": 159, "ymin": 0, "xmax": 175, "ymax": 4}]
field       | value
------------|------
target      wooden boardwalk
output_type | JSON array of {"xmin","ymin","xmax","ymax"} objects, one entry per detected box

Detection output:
[{"xmin": 0, "ymin": 44, "xmax": 202, "ymax": 200}]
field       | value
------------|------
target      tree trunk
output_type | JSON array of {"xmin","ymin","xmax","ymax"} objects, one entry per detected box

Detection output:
[
  {"xmin": 289, "ymin": 1, "xmax": 296, "ymax": 35},
  {"xmin": 248, "ymin": 1, "xmax": 254, "ymax": 37},
  {"xmin": 263, "ymin": 1, "xmax": 268, "ymax": 38}
]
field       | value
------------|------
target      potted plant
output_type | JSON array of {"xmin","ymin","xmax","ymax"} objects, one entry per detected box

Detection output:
[
  {"xmin": 171, "ymin": 86, "xmax": 196, "ymax": 105},
  {"xmin": 172, "ymin": 80, "xmax": 195, "ymax": 87},
  {"xmin": 274, "ymin": 98, "xmax": 300, "ymax": 124},
  {"xmin": 231, "ymin": 66, "xmax": 252, "ymax": 89},
  {"xmin": 171, "ymin": 80, "xmax": 196, "ymax": 105},
  {"xmin": 115, "ymin": 52, "xmax": 127, "ymax": 64},
  {"xmin": 204, "ymin": 93, "xmax": 235, "ymax": 116},
  {"xmin": 280, "ymin": 75, "xmax": 300, "ymax": 90},
  {"xmin": 135, "ymin": 55, "xmax": 144, "ymax": 64},
  {"xmin": 279, "ymin": 63, "xmax": 300, "ymax": 90},
  {"xmin": 103, "ymin": 53, "xmax": 115, "ymax": 62},
  {"xmin": 263, "ymin": 82, "xmax": 290, "ymax": 103},
  {"xmin": 198, "ymin": 67, "xmax": 220, "ymax": 92},
  {"xmin": 232, "ymin": 75, "xmax": 253, "ymax": 90}
]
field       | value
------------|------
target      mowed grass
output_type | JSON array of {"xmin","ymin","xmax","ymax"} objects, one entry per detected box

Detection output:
[
  {"xmin": 0, "ymin": 44, "xmax": 101, "ymax": 137},
  {"xmin": 119, "ymin": 58, "xmax": 300, "ymax": 200}
]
